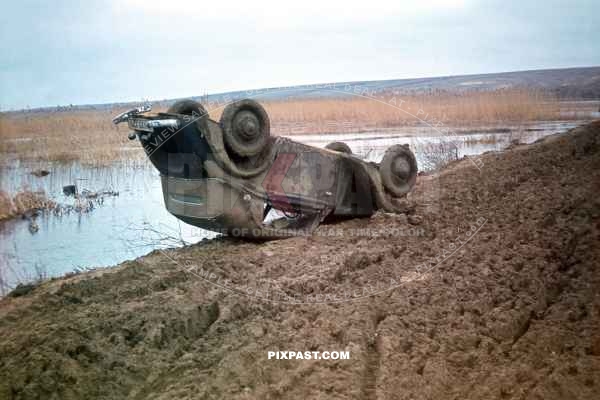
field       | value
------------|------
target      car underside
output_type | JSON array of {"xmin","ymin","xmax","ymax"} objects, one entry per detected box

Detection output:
[{"xmin": 113, "ymin": 99, "xmax": 418, "ymax": 238}]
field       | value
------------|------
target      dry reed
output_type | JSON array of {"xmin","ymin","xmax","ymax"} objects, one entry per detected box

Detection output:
[
  {"xmin": 0, "ymin": 189, "xmax": 56, "ymax": 221},
  {"xmin": 0, "ymin": 89, "xmax": 590, "ymax": 165},
  {"xmin": 250, "ymin": 89, "xmax": 565, "ymax": 135}
]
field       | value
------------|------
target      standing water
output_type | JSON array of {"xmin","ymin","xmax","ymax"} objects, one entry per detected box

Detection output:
[{"xmin": 0, "ymin": 122, "xmax": 581, "ymax": 289}]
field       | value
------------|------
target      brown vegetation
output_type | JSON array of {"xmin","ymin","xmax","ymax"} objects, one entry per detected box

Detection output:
[
  {"xmin": 0, "ymin": 189, "xmax": 55, "ymax": 221},
  {"xmin": 0, "ymin": 89, "xmax": 594, "ymax": 165},
  {"xmin": 0, "ymin": 191, "xmax": 12, "ymax": 220},
  {"xmin": 0, "ymin": 107, "xmax": 141, "ymax": 165},
  {"xmin": 256, "ymin": 88, "xmax": 565, "ymax": 134}
]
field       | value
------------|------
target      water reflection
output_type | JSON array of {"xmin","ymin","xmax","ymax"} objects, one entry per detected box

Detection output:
[{"xmin": 0, "ymin": 121, "xmax": 581, "ymax": 290}]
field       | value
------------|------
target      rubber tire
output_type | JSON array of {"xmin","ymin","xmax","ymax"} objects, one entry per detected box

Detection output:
[
  {"xmin": 219, "ymin": 99, "xmax": 270, "ymax": 157},
  {"xmin": 167, "ymin": 99, "xmax": 208, "ymax": 118},
  {"xmin": 325, "ymin": 141, "xmax": 352, "ymax": 154},
  {"xmin": 380, "ymin": 144, "xmax": 418, "ymax": 197}
]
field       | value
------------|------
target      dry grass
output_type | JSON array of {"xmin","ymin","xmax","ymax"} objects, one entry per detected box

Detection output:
[
  {"xmin": 0, "ymin": 107, "xmax": 143, "ymax": 165},
  {"xmin": 248, "ymin": 89, "xmax": 564, "ymax": 135},
  {"xmin": 0, "ymin": 89, "xmax": 591, "ymax": 165},
  {"xmin": 0, "ymin": 189, "xmax": 56, "ymax": 221},
  {"xmin": 0, "ymin": 191, "xmax": 12, "ymax": 220}
]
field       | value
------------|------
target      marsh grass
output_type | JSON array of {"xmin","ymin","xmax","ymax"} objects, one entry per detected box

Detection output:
[
  {"xmin": 462, "ymin": 134, "xmax": 503, "ymax": 146},
  {"xmin": 0, "ymin": 89, "xmax": 588, "ymax": 165},
  {"xmin": 0, "ymin": 191, "xmax": 12, "ymax": 220},
  {"xmin": 0, "ymin": 189, "xmax": 56, "ymax": 221},
  {"xmin": 252, "ymin": 88, "xmax": 567, "ymax": 135},
  {"xmin": 0, "ymin": 107, "xmax": 146, "ymax": 165},
  {"xmin": 412, "ymin": 140, "xmax": 460, "ymax": 171}
]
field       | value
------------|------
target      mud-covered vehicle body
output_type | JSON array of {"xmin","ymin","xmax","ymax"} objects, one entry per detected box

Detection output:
[{"xmin": 113, "ymin": 99, "xmax": 417, "ymax": 238}]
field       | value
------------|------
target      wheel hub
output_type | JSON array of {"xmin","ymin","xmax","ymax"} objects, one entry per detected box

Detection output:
[
  {"xmin": 392, "ymin": 157, "xmax": 410, "ymax": 180},
  {"xmin": 234, "ymin": 111, "xmax": 259, "ymax": 140}
]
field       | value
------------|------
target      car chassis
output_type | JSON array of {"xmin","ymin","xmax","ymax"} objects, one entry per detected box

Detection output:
[{"xmin": 113, "ymin": 99, "xmax": 418, "ymax": 238}]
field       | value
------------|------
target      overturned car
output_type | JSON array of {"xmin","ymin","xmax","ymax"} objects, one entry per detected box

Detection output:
[{"xmin": 113, "ymin": 99, "xmax": 418, "ymax": 238}]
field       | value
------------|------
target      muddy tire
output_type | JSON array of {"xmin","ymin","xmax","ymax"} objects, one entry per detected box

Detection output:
[
  {"xmin": 168, "ymin": 100, "xmax": 208, "ymax": 118},
  {"xmin": 168, "ymin": 100, "xmax": 209, "ymax": 135},
  {"xmin": 220, "ymin": 99, "xmax": 270, "ymax": 157},
  {"xmin": 325, "ymin": 141, "xmax": 352, "ymax": 154},
  {"xmin": 380, "ymin": 144, "xmax": 418, "ymax": 197}
]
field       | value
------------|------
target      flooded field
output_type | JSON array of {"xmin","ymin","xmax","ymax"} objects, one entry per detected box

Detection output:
[{"xmin": 0, "ymin": 121, "xmax": 583, "ymax": 290}]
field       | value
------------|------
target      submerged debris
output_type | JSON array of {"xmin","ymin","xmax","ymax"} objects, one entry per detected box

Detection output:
[
  {"xmin": 30, "ymin": 169, "xmax": 50, "ymax": 177},
  {"xmin": 62, "ymin": 184, "xmax": 119, "ymax": 200},
  {"xmin": 28, "ymin": 219, "xmax": 39, "ymax": 234},
  {"xmin": 53, "ymin": 188, "xmax": 119, "ymax": 216},
  {"xmin": 62, "ymin": 185, "xmax": 77, "ymax": 196},
  {"xmin": 1, "ymin": 186, "xmax": 119, "ymax": 228},
  {"xmin": 79, "ymin": 189, "xmax": 119, "ymax": 199}
]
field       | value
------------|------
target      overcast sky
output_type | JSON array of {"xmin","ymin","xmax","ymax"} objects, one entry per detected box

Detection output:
[{"xmin": 1, "ymin": 0, "xmax": 598, "ymax": 110}]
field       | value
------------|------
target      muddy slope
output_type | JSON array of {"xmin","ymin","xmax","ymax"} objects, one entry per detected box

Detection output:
[{"xmin": 1, "ymin": 122, "xmax": 599, "ymax": 400}]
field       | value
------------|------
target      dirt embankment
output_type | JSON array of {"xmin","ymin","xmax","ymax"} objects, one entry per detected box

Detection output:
[{"xmin": 1, "ymin": 122, "xmax": 599, "ymax": 399}]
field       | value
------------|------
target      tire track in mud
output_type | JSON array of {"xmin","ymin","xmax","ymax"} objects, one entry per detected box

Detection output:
[
  {"xmin": 361, "ymin": 308, "xmax": 387, "ymax": 399},
  {"xmin": 1, "ymin": 122, "xmax": 600, "ymax": 399}
]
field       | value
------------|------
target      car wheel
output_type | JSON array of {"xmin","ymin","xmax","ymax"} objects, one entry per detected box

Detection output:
[
  {"xmin": 168, "ymin": 99, "xmax": 209, "ymax": 135},
  {"xmin": 220, "ymin": 99, "xmax": 270, "ymax": 157},
  {"xmin": 325, "ymin": 141, "xmax": 352, "ymax": 154},
  {"xmin": 380, "ymin": 144, "xmax": 418, "ymax": 197},
  {"xmin": 168, "ymin": 100, "xmax": 208, "ymax": 118}
]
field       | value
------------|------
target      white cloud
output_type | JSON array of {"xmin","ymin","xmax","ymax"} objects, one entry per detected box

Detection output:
[
  {"xmin": 2, "ymin": 0, "xmax": 599, "ymax": 109},
  {"xmin": 119, "ymin": 0, "xmax": 468, "ymax": 28}
]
